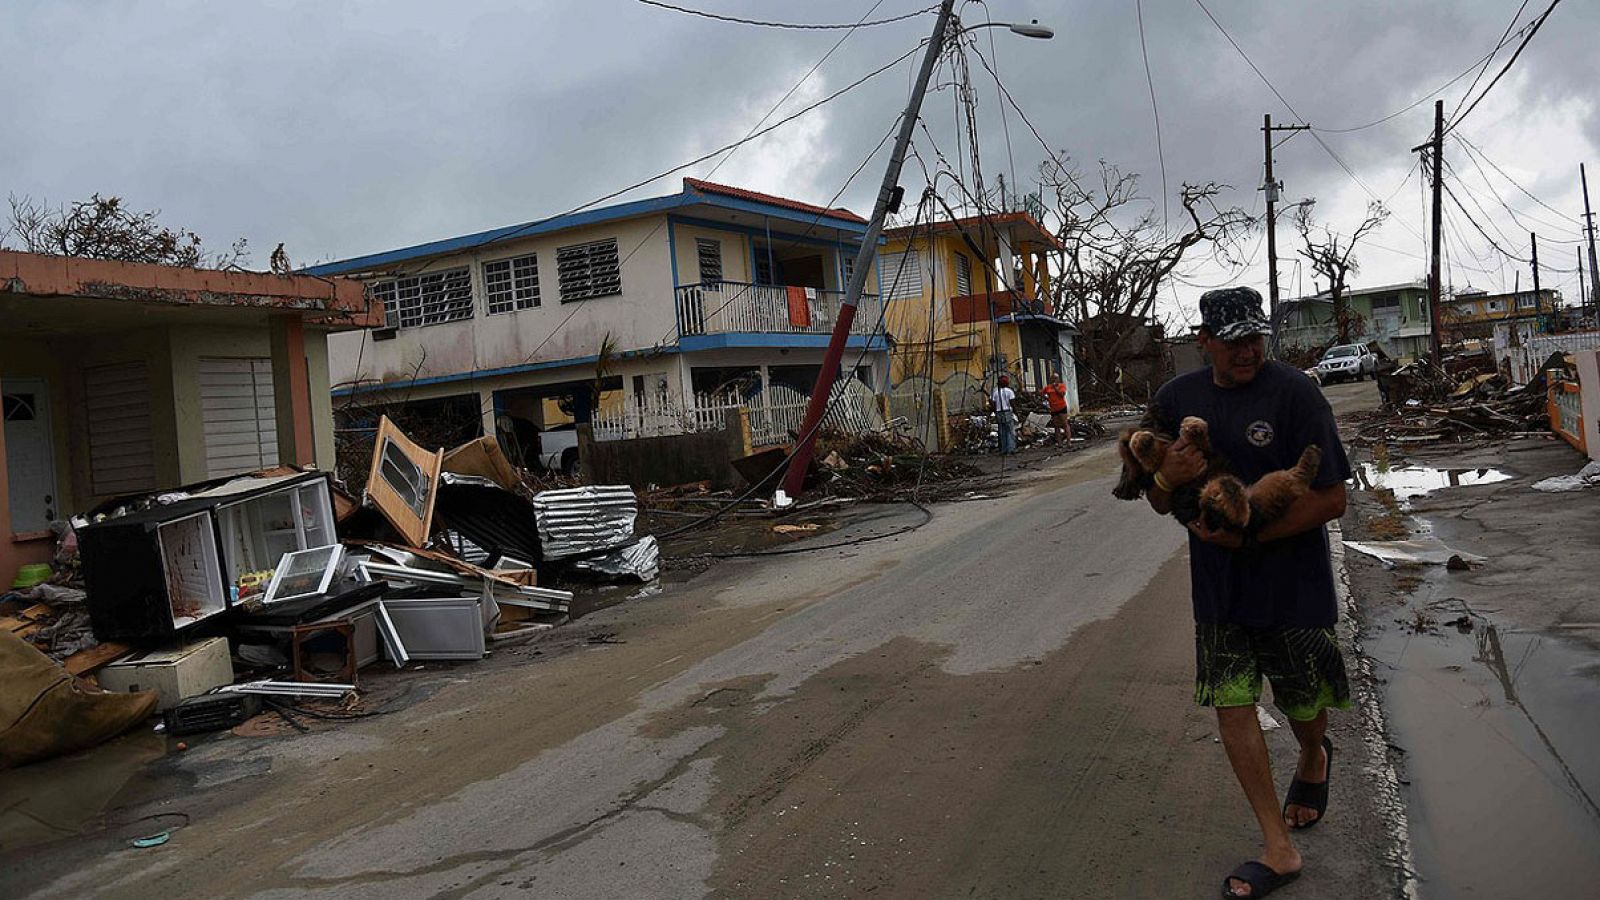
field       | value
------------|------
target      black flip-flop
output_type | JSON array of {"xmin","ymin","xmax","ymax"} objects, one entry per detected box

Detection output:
[
  {"xmin": 1221, "ymin": 860, "xmax": 1301, "ymax": 898},
  {"xmin": 1283, "ymin": 736, "xmax": 1333, "ymax": 830}
]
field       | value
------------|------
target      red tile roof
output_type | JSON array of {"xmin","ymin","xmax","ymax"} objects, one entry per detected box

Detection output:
[{"xmin": 683, "ymin": 178, "xmax": 868, "ymax": 225}]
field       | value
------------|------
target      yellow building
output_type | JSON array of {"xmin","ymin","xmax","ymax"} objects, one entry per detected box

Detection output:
[{"xmin": 879, "ymin": 212, "xmax": 1078, "ymax": 412}]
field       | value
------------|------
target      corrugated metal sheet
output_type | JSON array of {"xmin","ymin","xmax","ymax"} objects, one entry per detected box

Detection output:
[{"xmin": 530, "ymin": 485, "xmax": 638, "ymax": 560}]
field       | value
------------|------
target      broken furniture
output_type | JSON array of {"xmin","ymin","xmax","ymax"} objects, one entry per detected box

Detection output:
[
  {"xmin": 95, "ymin": 637, "xmax": 233, "ymax": 712},
  {"xmin": 290, "ymin": 619, "xmax": 358, "ymax": 685},
  {"xmin": 365, "ymin": 415, "xmax": 443, "ymax": 547}
]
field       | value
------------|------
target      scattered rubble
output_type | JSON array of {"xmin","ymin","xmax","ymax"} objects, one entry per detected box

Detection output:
[
  {"xmin": 1353, "ymin": 359, "xmax": 1558, "ymax": 447},
  {"xmin": 0, "ymin": 415, "xmax": 658, "ymax": 768}
]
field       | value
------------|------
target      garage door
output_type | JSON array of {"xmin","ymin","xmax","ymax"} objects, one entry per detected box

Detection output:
[
  {"xmin": 199, "ymin": 358, "xmax": 279, "ymax": 478},
  {"xmin": 85, "ymin": 362, "xmax": 158, "ymax": 495}
]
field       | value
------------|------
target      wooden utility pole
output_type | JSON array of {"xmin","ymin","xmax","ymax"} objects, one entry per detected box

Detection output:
[
  {"xmin": 1427, "ymin": 100, "xmax": 1445, "ymax": 363},
  {"xmin": 1579, "ymin": 248, "xmax": 1588, "ymax": 312},
  {"xmin": 1530, "ymin": 232, "xmax": 1543, "ymax": 318},
  {"xmin": 1262, "ymin": 113, "xmax": 1309, "ymax": 356},
  {"xmin": 1583, "ymin": 163, "xmax": 1600, "ymax": 320}
]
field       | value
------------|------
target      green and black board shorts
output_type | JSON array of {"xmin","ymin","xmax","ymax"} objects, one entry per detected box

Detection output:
[{"xmin": 1194, "ymin": 622, "xmax": 1352, "ymax": 722}]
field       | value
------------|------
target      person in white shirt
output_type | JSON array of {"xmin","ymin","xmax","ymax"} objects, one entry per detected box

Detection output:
[{"xmin": 990, "ymin": 374, "xmax": 1017, "ymax": 454}]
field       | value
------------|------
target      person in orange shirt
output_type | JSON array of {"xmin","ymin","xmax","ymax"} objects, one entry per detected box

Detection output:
[{"xmin": 1041, "ymin": 371, "xmax": 1070, "ymax": 442}]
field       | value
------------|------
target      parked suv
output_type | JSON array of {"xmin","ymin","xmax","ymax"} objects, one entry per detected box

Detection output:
[{"xmin": 1315, "ymin": 344, "xmax": 1378, "ymax": 383}]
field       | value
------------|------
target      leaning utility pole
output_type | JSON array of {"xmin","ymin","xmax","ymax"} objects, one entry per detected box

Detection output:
[
  {"xmin": 1262, "ymin": 113, "xmax": 1309, "ymax": 356},
  {"xmin": 1427, "ymin": 100, "xmax": 1445, "ymax": 363},
  {"xmin": 1583, "ymin": 163, "xmax": 1600, "ymax": 320},
  {"xmin": 777, "ymin": 0, "xmax": 957, "ymax": 505}
]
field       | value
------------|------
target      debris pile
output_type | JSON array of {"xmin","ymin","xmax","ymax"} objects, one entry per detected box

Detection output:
[
  {"xmin": 1, "ymin": 416, "xmax": 659, "ymax": 768},
  {"xmin": 1353, "ymin": 361, "xmax": 1554, "ymax": 446}
]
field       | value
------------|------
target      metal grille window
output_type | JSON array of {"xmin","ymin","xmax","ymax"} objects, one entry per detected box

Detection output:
[
  {"xmin": 842, "ymin": 253, "xmax": 856, "ymax": 286},
  {"xmin": 880, "ymin": 251, "xmax": 923, "ymax": 301},
  {"xmin": 557, "ymin": 238, "xmax": 623, "ymax": 302},
  {"xmin": 483, "ymin": 254, "xmax": 540, "ymax": 314},
  {"xmin": 954, "ymin": 252, "xmax": 973, "ymax": 295},
  {"xmin": 696, "ymin": 238, "xmax": 722, "ymax": 283},
  {"xmin": 371, "ymin": 268, "xmax": 474, "ymax": 328}
]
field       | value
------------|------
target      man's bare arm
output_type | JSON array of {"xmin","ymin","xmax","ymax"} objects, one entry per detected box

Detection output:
[
  {"xmin": 1255, "ymin": 483, "xmax": 1347, "ymax": 543},
  {"xmin": 1146, "ymin": 439, "xmax": 1206, "ymax": 516}
]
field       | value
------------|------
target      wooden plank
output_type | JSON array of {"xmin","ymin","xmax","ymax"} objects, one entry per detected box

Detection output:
[{"xmin": 63, "ymin": 641, "xmax": 132, "ymax": 676}]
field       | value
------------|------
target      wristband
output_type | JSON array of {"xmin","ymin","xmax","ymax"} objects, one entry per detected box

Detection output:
[{"xmin": 1152, "ymin": 472, "xmax": 1174, "ymax": 493}]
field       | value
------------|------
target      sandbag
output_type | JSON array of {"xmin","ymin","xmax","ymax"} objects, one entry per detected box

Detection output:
[{"xmin": 0, "ymin": 629, "xmax": 157, "ymax": 769}]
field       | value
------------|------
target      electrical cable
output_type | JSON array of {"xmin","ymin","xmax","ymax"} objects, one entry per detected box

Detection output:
[
  {"xmin": 633, "ymin": 0, "xmax": 935, "ymax": 30},
  {"xmin": 1135, "ymin": 0, "xmax": 1169, "ymax": 226},
  {"xmin": 1453, "ymin": 132, "xmax": 1583, "ymax": 228},
  {"xmin": 1447, "ymin": 0, "xmax": 1532, "ymax": 126},
  {"xmin": 1444, "ymin": 0, "xmax": 1563, "ymax": 136}
]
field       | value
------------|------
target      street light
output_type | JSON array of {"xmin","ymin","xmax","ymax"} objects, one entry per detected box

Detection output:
[
  {"xmin": 956, "ymin": 19, "xmax": 1056, "ymax": 40},
  {"xmin": 776, "ymin": 1, "xmax": 1054, "ymax": 507}
]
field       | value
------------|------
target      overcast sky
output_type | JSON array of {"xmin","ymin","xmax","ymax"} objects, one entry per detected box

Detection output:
[{"xmin": 7, "ymin": 0, "xmax": 1598, "ymax": 323}]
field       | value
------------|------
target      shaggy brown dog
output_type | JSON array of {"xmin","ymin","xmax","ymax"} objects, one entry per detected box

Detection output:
[{"xmin": 1114, "ymin": 416, "xmax": 1322, "ymax": 534}]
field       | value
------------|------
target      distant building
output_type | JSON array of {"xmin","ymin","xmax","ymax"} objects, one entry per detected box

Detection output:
[{"xmin": 1277, "ymin": 280, "xmax": 1434, "ymax": 360}]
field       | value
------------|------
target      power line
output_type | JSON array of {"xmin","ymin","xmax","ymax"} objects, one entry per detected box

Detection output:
[
  {"xmin": 1447, "ymin": 0, "xmax": 1531, "ymax": 125},
  {"xmin": 633, "ymin": 0, "xmax": 935, "ymax": 30},
  {"xmin": 1313, "ymin": 14, "xmax": 1536, "ymax": 134},
  {"xmin": 1135, "ymin": 0, "xmax": 1169, "ymax": 226},
  {"xmin": 1190, "ymin": 0, "xmax": 1425, "ymax": 242},
  {"xmin": 1453, "ymin": 132, "xmax": 1582, "ymax": 227},
  {"xmin": 1444, "ymin": 0, "xmax": 1563, "ymax": 135}
]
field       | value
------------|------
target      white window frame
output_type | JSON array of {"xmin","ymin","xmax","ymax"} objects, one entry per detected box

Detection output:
[
  {"xmin": 556, "ymin": 238, "xmax": 623, "ymax": 302},
  {"xmin": 371, "ymin": 268, "xmax": 474, "ymax": 329},
  {"xmin": 483, "ymin": 253, "xmax": 540, "ymax": 315}
]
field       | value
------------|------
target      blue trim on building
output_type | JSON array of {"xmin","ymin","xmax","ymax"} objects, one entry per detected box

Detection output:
[
  {"xmin": 667, "ymin": 213, "xmax": 864, "ymax": 250},
  {"xmin": 332, "ymin": 346, "xmax": 681, "ymax": 397},
  {"xmin": 305, "ymin": 187, "xmax": 870, "ymax": 277},
  {"xmin": 666, "ymin": 217, "xmax": 680, "ymax": 290},
  {"xmin": 678, "ymin": 333, "xmax": 887, "ymax": 352}
]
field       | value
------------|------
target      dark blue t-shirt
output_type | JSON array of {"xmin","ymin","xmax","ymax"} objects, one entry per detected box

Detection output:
[{"xmin": 1147, "ymin": 361, "xmax": 1352, "ymax": 628}]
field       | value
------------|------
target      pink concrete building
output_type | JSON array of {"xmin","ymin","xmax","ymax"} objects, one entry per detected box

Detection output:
[{"xmin": 0, "ymin": 250, "xmax": 377, "ymax": 586}]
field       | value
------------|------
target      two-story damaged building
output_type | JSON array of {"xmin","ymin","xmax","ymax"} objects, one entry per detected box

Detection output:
[
  {"xmin": 310, "ymin": 179, "xmax": 887, "ymax": 464},
  {"xmin": 1277, "ymin": 280, "xmax": 1435, "ymax": 360},
  {"xmin": 879, "ymin": 210, "xmax": 1077, "ymax": 413}
]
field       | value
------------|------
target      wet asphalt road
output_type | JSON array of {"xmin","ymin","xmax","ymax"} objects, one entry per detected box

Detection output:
[{"xmin": 3, "ymin": 384, "xmax": 1402, "ymax": 899}]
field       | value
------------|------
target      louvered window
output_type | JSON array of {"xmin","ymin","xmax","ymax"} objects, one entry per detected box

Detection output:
[
  {"xmin": 842, "ymin": 253, "xmax": 856, "ymax": 286},
  {"xmin": 557, "ymin": 238, "xmax": 623, "ymax": 302},
  {"xmin": 696, "ymin": 238, "xmax": 722, "ymax": 283},
  {"xmin": 880, "ymin": 251, "xmax": 923, "ymax": 301},
  {"xmin": 371, "ymin": 268, "xmax": 473, "ymax": 328},
  {"xmin": 954, "ymin": 252, "xmax": 973, "ymax": 295},
  {"xmin": 484, "ymin": 254, "xmax": 540, "ymax": 314}
]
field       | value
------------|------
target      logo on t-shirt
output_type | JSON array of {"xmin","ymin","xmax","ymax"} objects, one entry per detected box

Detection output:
[{"xmin": 1246, "ymin": 420, "xmax": 1275, "ymax": 447}]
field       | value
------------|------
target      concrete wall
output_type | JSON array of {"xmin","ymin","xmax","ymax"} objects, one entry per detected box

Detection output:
[
  {"xmin": 329, "ymin": 216, "xmax": 678, "ymax": 390},
  {"xmin": 576, "ymin": 416, "xmax": 750, "ymax": 491}
]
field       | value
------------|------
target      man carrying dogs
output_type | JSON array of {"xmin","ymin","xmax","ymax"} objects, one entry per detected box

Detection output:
[{"xmin": 1142, "ymin": 286, "xmax": 1353, "ymax": 898}]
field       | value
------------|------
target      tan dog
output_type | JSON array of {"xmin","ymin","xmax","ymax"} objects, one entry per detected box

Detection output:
[{"xmin": 1114, "ymin": 416, "xmax": 1322, "ymax": 533}]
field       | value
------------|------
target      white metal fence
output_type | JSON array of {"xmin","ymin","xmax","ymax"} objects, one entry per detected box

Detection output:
[
  {"xmin": 591, "ymin": 382, "xmax": 884, "ymax": 447},
  {"xmin": 1493, "ymin": 325, "xmax": 1600, "ymax": 385}
]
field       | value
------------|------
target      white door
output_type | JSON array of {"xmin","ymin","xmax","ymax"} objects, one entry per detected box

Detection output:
[{"xmin": 3, "ymin": 378, "xmax": 59, "ymax": 532}]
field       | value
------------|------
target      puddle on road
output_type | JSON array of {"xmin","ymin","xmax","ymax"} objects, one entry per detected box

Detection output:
[
  {"xmin": 1368, "ymin": 612, "xmax": 1600, "ymax": 898},
  {"xmin": 1355, "ymin": 463, "xmax": 1510, "ymax": 507}
]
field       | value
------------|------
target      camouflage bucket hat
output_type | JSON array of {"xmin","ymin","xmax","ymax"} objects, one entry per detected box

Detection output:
[{"xmin": 1199, "ymin": 286, "xmax": 1270, "ymax": 341}]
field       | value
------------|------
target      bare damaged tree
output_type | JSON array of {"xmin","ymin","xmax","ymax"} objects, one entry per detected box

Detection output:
[
  {"xmin": 1290, "ymin": 198, "xmax": 1389, "ymax": 344},
  {"xmin": 1038, "ymin": 156, "xmax": 1255, "ymax": 393},
  {"xmin": 4, "ymin": 193, "xmax": 249, "ymax": 268}
]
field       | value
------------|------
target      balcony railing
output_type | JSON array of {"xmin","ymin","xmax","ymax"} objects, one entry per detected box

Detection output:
[{"xmin": 675, "ymin": 281, "xmax": 882, "ymax": 338}]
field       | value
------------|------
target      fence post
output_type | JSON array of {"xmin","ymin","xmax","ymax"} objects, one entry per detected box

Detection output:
[
  {"xmin": 735, "ymin": 406, "xmax": 753, "ymax": 458},
  {"xmin": 576, "ymin": 423, "xmax": 597, "ymax": 482},
  {"xmin": 876, "ymin": 392, "xmax": 891, "ymax": 428},
  {"xmin": 933, "ymin": 389, "xmax": 950, "ymax": 452}
]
